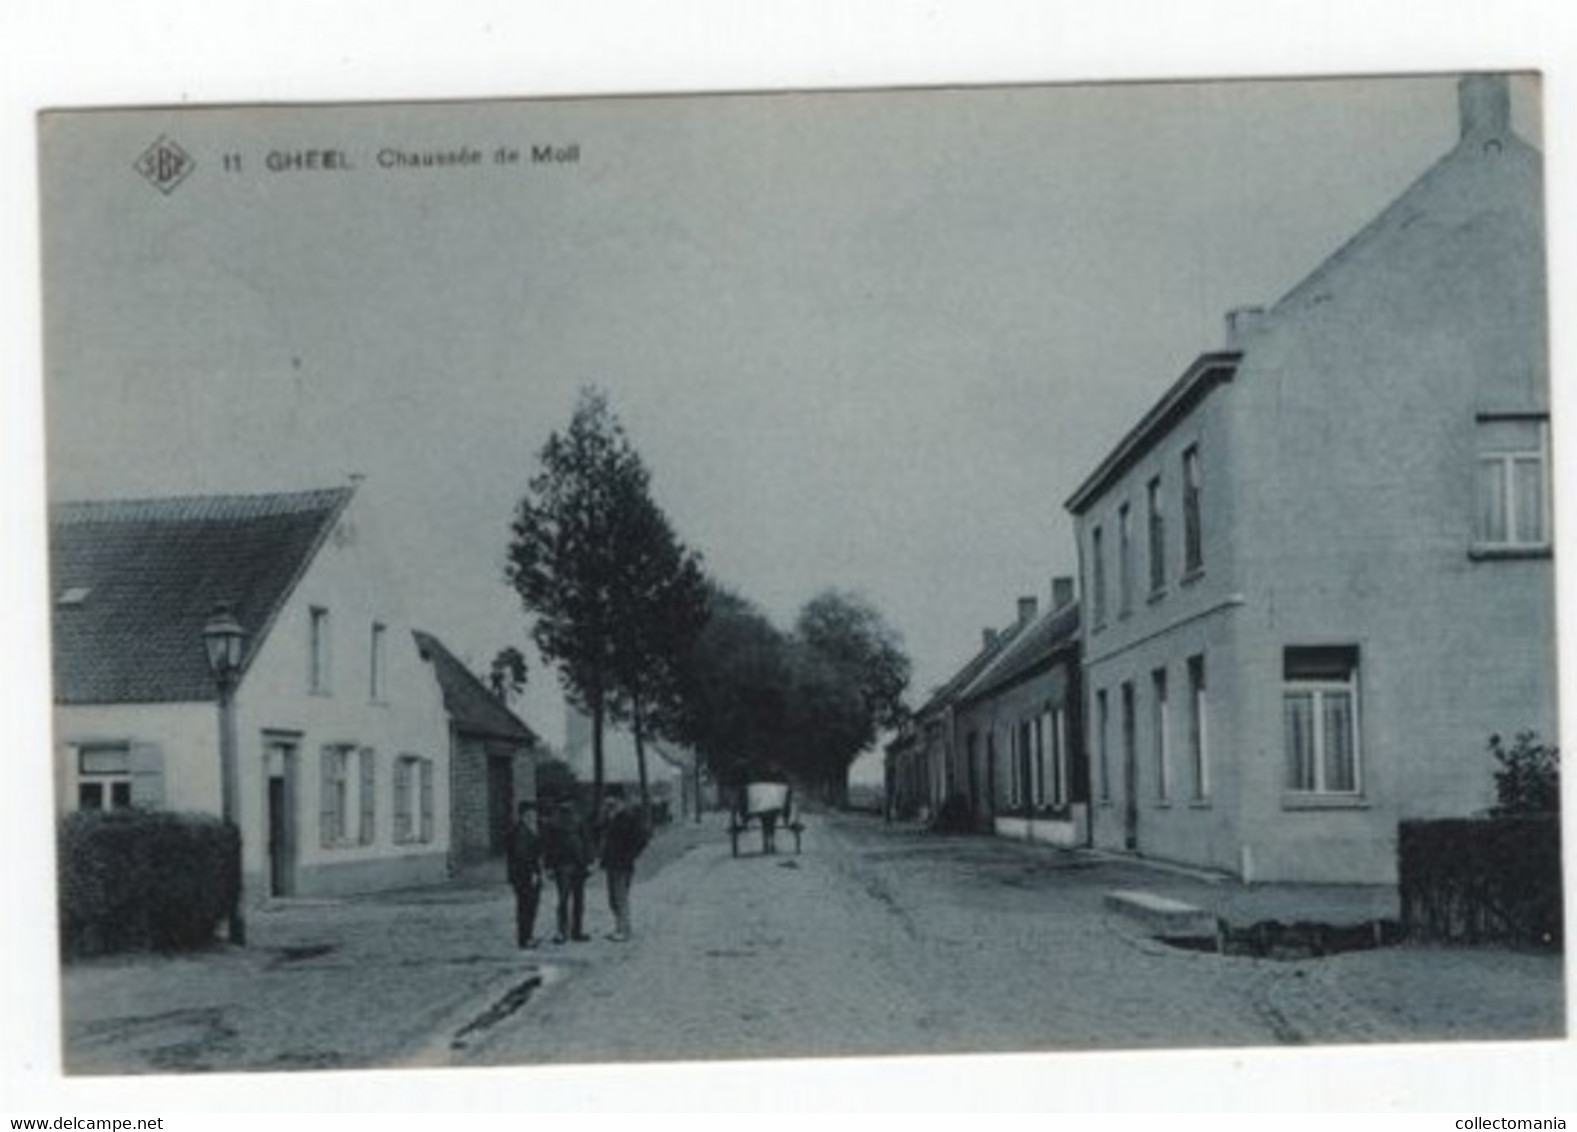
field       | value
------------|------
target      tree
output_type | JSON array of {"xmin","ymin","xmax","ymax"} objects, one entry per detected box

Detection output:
[
  {"xmin": 506, "ymin": 387, "xmax": 655, "ymax": 811},
  {"xmin": 487, "ymin": 647, "xmax": 528, "ymax": 703},
  {"xmin": 670, "ymin": 584, "xmax": 793, "ymax": 790},
  {"xmin": 793, "ymin": 590, "xmax": 912, "ymax": 802},
  {"xmin": 603, "ymin": 458, "xmax": 710, "ymax": 818}
]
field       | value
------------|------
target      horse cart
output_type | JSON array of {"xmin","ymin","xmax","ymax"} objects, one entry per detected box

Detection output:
[{"xmin": 729, "ymin": 781, "xmax": 804, "ymax": 857}]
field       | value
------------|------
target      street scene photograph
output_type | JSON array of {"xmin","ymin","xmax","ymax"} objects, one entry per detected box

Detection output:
[{"xmin": 24, "ymin": 66, "xmax": 1566, "ymax": 1101}]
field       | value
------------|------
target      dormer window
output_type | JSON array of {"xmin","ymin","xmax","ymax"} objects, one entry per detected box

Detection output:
[{"xmin": 57, "ymin": 586, "xmax": 91, "ymax": 607}]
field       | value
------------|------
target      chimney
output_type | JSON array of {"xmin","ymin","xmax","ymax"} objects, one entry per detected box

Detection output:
[
  {"xmin": 1052, "ymin": 575, "xmax": 1075, "ymax": 611},
  {"xmin": 982, "ymin": 628, "xmax": 998, "ymax": 650},
  {"xmin": 1459, "ymin": 73, "xmax": 1510, "ymax": 141},
  {"xmin": 1017, "ymin": 595, "xmax": 1038, "ymax": 625},
  {"xmin": 1224, "ymin": 306, "xmax": 1266, "ymax": 349}
]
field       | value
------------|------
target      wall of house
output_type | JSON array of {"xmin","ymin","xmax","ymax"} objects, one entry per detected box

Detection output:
[
  {"xmin": 957, "ymin": 655, "xmax": 1083, "ymax": 836},
  {"xmin": 233, "ymin": 490, "xmax": 452, "ymax": 899},
  {"xmin": 53, "ymin": 701, "xmax": 218, "ymax": 813},
  {"xmin": 449, "ymin": 733, "xmax": 537, "ymax": 864},
  {"xmin": 1078, "ymin": 372, "xmax": 1248, "ymax": 874},
  {"xmin": 1224, "ymin": 127, "xmax": 1551, "ymax": 883}
]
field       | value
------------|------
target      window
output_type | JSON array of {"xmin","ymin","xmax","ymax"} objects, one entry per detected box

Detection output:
[
  {"xmin": 1284, "ymin": 647, "xmax": 1361, "ymax": 796},
  {"xmin": 1055, "ymin": 708, "xmax": 1069, "ymax": 807},
  {"xmin": 1152, "ymin": 668, "xmax": 1170, "ymax": 802},
  {"xmin": 1044, "ymin": 708, "xmax": 1069, "ymax": 808},
  {"xmin": 1006, "ymin": 727, "xmax": 1020, "ymax": 809},
  {"xmin": 369, "ymin": 621, "xmax": 387, "ymax": 701},
  {"xmin": 1091, "ymin": 525, "xmax": 1107, "ymax": 627},
  {"xmin": 1118, "ymin": 502, "xmax": 1133, "ymax": 616},
  {"xmin": 321, "ymin": 745, "xmax": 376, "ymax": 846},
  {"xmin": 77, "ymin": 743, "xmax": 132, "ymax": 811},
  {"xmin": 1096, "ymin": 690, "xmax": 1111, "ymax": 803},
  {"xmin": 1188, "ymin": 655, "xmax": 1208, "ymax": 800},
  {"xmin": 1019, "ymin": 719, "xmax": 1034, "ymax": 812},
  {"xmin": 1475, "ymin": 416, "xmax": 1550, "ymax": 551},
  {"xmin": 1147, "ymin": 477, "xmax": 1166, "ymax": 596},
  {"xmin": 394, "ymin": 755, "xmax": 436, "ymax": 843},
  {"xmin": 309, "ymin": 607, "xmax": 332, "ymax": 694},
  {"xmin": 1182, "ymin": 445, "xmax": 1202, "ymax": 575}
]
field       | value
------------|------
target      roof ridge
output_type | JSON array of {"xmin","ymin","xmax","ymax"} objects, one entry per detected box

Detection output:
[{"xmin": 51, "ymin": 486, "xmax": 353, "ymax": 524}]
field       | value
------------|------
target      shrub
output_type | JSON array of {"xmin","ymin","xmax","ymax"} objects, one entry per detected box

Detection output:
[
  {"xmin": 1488, "ymin": 731, "xmax": 1560, "ymax": 816},
  {"xmin": 1398, "ymin": 816, "xmax": 1562, "ymax": 947},
  {"xmin": 58, "ymin": 810, "xmax": 240, "ymax": 960},
  {"xmin": 535, "ymin": 756, "xmax": 580, "ymax": 804}
]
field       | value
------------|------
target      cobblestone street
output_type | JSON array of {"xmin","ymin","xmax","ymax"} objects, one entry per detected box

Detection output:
[
  {"xmin": 57, "ymin": 809, "xmax": 1563, "ymax": 1076},
  {"xmin": 451, "ymin": 811, "xmax": 1564, "ymax": 1065}
]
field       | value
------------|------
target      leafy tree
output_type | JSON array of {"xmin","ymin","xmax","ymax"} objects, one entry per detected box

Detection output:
[
  {"xmin": 792, "ymin": 589, "xmax": 912, "ymax": 800},
  {"xmin": 1489, "ymin": 731, "xmax": 1560, "ymax": 815},
  {"xmin": 604, "ymin": 461, "xmax": 710, "ymax": 817},
  {"xmin": 506, "ymin": 387, "xmax": 654, "ymax": 811},
  {"xmin": 671, "ymin": 585, "xmax": 912, "ymax": 806},
  {"xmin": 670, "ymin": 585, "xmax": 795, "ymax": 790},
  {"xmin": 535, "ymin": 756, "xmax": 580, "ymax": 805},
  {"xmin": 487, "ymin": 647, "xmax": 528, "ymax": 704}
]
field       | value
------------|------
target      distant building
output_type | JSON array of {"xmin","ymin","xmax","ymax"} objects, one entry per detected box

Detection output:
[
  {"xmin": 412, "ymin": 631, "xmax": 539, "ymax": 867},
  {"xmin": 1065, "ymin": 75, "xmax": 1551, "ymax": 883},
  {"xmin": 50, "ymin": 485, "xmax": 453, "ymax": 899},
  {"xmin": 899, "ymin": 580, "xmax": 1080, "ymax": 832},
  {"xmin": 952, "ymin": 580, "xmax": 1086, "ymax": 847}
]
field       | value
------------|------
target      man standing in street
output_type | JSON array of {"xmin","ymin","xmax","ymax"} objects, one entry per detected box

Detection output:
[
  {"xmin": 599, "ymin": 795, "xmax": 650, "ymax": 942},
  {"xmin": 506, "ymin": 800, "xmax": 543, "ymax": 950},
  {"xmin": 543, "ymin": 799, "xmax": 592, "ymax": 943}
]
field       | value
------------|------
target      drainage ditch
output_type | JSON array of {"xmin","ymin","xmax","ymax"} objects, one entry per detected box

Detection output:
[{"xmin": 1161, "ymin": 918, "xmax": 1406, "ymax": 960}]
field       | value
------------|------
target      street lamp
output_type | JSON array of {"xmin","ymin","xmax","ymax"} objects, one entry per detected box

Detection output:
[{"xmin": 203, "ymin": 603, "xmax": 247, "ymax": 946}]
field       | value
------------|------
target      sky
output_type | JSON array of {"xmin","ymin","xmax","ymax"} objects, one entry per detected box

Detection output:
[{"xmin": 35, "ymin": 74, "xmax": 1539, "ymax": 752}]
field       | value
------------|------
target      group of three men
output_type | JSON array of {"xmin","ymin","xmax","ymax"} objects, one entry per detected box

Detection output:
[{"xmin": 506, "ymin": 793, "xmax": 650, "ymax": 948}]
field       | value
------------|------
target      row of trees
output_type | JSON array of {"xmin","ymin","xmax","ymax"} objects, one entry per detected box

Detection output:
[{"xmin": 502, "ymin": 387, "xmax": 910, "ymax": 810}]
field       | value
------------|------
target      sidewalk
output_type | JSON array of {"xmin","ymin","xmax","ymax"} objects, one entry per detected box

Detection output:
[{"xmin": 59, "ymin": 816, "xmax": 716, "ymax": 1074}]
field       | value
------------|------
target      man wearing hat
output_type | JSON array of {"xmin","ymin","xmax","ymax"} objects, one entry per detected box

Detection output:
[
  {"xmin": 506, "ymin": 799, "xmax": 544, "ymax": 949},
  {"xmin": 599, "ymin": 795, "xmax": 651, "ymax": 942}
]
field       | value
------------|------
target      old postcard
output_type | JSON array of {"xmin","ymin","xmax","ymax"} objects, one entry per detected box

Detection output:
[{"xmin": 26, "ymin": 67, "xmax": 1569, "ymax": 1109}]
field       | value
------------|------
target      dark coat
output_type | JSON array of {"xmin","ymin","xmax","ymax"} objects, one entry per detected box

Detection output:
[
  {"xmin": 600, "ymin": 808, "xmax": 650, "ymax": 871},
  {"xmin": 506, "ymin": 819, "xmax": 542, "ymax": 889},
  {"xmin": 541, "ymin": 807, "xmax": 592, "ymax": 873}
]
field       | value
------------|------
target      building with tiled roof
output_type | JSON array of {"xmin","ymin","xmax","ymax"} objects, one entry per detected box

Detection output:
[
  {"xmin": 50, "ymin": 484, "xmax": 455, "ymax": 900},
  {"xmin": 413, "ymin": 630, "xmax": 540, "ymax": 865},
  {"xmin": 951, "ymin": 582, "xmax": 1087, "ymax": 846},
  {"xmin": 896, "ymin": 600, "xmax": 1034, "ymax": 827}
]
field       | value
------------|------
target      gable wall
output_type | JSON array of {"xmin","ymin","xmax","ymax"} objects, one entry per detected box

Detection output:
[{"xmin": 1223, "ymin": 135, "xmax": 1552, "ymax": 881}]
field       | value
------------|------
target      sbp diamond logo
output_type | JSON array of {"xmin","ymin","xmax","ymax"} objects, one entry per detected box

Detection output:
[{"xmin": 134, "ymin": 136, "xmax": 194, "ymax": 195}]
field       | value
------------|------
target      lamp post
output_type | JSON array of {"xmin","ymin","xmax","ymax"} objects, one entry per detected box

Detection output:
[{"xmin": 203, "ymin": 603, "xmax": 247, "ymax": 946}]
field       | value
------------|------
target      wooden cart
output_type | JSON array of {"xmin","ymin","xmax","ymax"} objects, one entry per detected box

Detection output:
[{"xmin": 729, "ymin": 781, "xmax": 804, "ymax": 857}]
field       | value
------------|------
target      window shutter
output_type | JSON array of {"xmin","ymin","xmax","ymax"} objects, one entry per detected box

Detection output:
[
  {"xmin": 320, "ymin": 748, "xmax": 336, "ymax": 847},
  {"xmin": 128, "ymin": 741, "xmax": 164, "ymax": 810},
  {"xmin": 419, "ymin": 759, "xmax": 434, "ymax": 843},
  {"xmin": 359, "ymin": 747, "xmax": 376, "ymax": 845},
  {"xmin": 393, "ymin": 758, "xmax": 411, "ymax": 843}
]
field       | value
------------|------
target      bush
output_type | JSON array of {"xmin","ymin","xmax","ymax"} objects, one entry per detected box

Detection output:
[
  {"xmin": 58, "ymin": 810, "xmax": 240, "ymax": 959},
  {"xmin": 535, "ymin": 756, "xmax": 580, "ymax": 804},
  {"xmin": 1398, "ymin": 816, "xmax": 1562, "ymax": 948},
  {"xmin": 1489, "ymin": 731, "xmax": 1560, "ymax": 816}
]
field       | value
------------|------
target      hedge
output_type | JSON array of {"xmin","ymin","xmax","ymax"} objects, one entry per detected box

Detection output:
[
  {"xmin": 1398, "ymin": 816, "xmax": 1563, "ymax": 948},
  {"xmin": 58, "ymin": 810, "xmax": 240, "ymax": 959}
]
